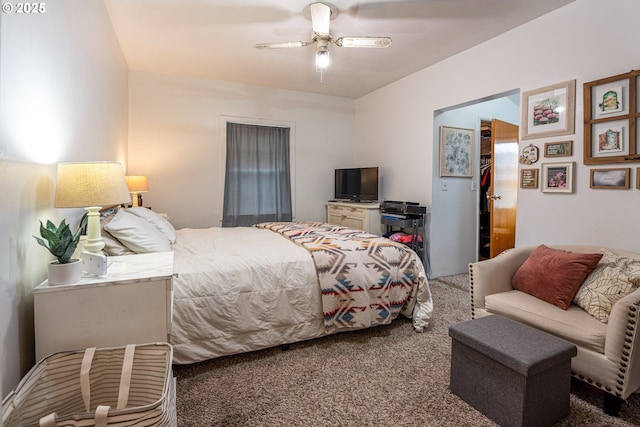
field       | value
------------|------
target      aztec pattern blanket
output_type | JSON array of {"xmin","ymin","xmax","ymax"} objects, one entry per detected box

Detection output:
[{"xmin": 255, "ymin": 221, "xmax": 423, "ymax": 332}]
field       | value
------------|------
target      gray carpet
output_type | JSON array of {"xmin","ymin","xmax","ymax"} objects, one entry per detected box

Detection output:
[{"xmin": 174, "ymin": 275, "xmax": 640, "ymax": 426}]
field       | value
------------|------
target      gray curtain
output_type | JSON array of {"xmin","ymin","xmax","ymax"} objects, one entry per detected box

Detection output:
[{"xmin": 222, "ymin": 122, "xmax": 292, "ymax": 227}]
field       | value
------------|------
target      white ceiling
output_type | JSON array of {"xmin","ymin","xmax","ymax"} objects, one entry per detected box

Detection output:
[{"xmin": 104, "ymin": 0, "xmax": 573, "ymax": 99}]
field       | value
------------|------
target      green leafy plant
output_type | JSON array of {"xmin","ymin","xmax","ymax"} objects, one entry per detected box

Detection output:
[{"xmin": 33, "ymin": 216, "xmax": 87, "ymax": 264}]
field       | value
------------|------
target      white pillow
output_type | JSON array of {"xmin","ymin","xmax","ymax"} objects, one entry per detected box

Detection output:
[
  {"xmin": 126, "ymin": 207, "xmax": 177, "ymax": 244},
  {"xmin": 102, "ymin": 229, "xmax": 136, "ymax": 256},
  {"xmin": 100, "ymin": 209, "xmax": 136, "ymax": 256},
  {"xmin": 103, "ymin": 209, "xmax": 171, "ymax": 253}
]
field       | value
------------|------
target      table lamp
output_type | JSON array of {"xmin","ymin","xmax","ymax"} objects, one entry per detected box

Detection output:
[
  {"xmin": 54, "ymin": 162, "xmax": 131, "ymax": 253},
  {"xmin": 125, "ymin": 175, "xmax": 149, "ymax": 207}
]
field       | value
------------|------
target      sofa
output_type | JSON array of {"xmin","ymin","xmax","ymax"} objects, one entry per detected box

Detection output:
[{"xmin": 469, "ymin": 244, "xmax": 640, "ymax": 416}]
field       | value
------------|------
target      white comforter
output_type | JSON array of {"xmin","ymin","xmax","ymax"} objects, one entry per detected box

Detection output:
[{"xmin": 171, "ymin": 226, "xmax": 432, "ymax": 364}]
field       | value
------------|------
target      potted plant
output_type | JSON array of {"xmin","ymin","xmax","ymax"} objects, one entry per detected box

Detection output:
[{"xmin": 33, "ymin": 216, "xmax": 87, "ymax": 285}]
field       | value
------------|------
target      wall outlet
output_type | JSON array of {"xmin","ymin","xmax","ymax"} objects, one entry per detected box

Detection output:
[
  {"xmin": 471, "ymin": 180, "xmax": 478, "ymax": 191},
  {"xmin": 81, "ymin": 251, "xmax": 107, "ymax": 276},
  {"xmin": 441, "ymin": 179, "xmax": 448, "ymax": 191}
]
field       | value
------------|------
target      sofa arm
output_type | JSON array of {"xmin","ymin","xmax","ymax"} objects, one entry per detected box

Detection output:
[
  {"xmin": 468, "ymin": 246, "xmax": 536, "ymax": 317},
  {"xmin": 604, "ymin": 287, "xmax": 640, "ymax": 399}
]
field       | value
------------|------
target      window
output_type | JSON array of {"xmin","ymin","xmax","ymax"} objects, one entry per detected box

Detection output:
[{"xmin": 222, "ymin": 122, "xmax": 292, "ymax": 227}]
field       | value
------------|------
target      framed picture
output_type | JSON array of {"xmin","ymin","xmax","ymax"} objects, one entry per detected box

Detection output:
[
  {"xmin": 519, "ymin": 144, "xmax": 539, "ymax": 165},
  {"xmin": 520, "ymin": 169, "xmax": 538, "ymax": 189},
  {"xmin": 595, "ymin": 85, "xmax": 623, "ymax": 115},
  {"xmin": 596, "ymin": 124, "xmax": 624, "ymax": 154},
  {"xmin": 590, "ymin": 120, "xmax": 629, "ymax": 159},
  {"xmin": 541, "ymin": 162, "xmax": 575, "ymax": 193},
  {"xmin": 637, "ymin": 168, "xmax": 640, "ymax": 190},
  {"xmin": 521, "ymin": 80, "xmax": 576, "ymax": 140},
  {"xmin": 592, "ymin": 80, "xmax": 629, "ymax": 119},
  {"xmin": 544, "ymin": 140, "xmax": 572, "ymax": 157},
  {"xmin": 583, "ymin": 70, "xmax": 640, "ymax": 165},
  {"xmin": 439, "ymin": 126, "xmax": 474, "ymax": 177},
  {"xmin": 590, "ymin": 168, "xmax": 630, "ymax": 189}
]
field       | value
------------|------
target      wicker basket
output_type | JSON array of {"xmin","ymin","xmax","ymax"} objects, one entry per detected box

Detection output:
[{"xmin": 2, "ymin": 343, "xmax": 176, "ymax": 427}]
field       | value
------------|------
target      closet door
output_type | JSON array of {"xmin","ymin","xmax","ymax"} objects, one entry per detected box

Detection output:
[{"xmin": 488, "ymin": 119, "xmax": 519, "ymax": 258}]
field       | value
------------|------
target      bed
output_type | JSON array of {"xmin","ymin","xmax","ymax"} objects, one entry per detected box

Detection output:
[{"xmin": 100, "ymin": 208, "xmax": 433, "ymax": 364}]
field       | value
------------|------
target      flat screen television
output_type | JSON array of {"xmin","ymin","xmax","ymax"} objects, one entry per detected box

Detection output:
[{"xmin": 334, "ymin": 167, "xmax": 379, "ymax": 202}]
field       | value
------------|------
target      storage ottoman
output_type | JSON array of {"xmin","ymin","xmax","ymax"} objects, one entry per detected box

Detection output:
[{"xmin": 448, "ymin": 315, "xmax": 577, "ymax": 427}]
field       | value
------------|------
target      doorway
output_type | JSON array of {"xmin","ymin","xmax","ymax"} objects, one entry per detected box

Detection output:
[
  {"xmin": 430, "ymin": 90, "xmax": 519, "ymax": 277},
  {"xmin": 478, "ymin": 119, "xmax": 519, "ymax": 260}
]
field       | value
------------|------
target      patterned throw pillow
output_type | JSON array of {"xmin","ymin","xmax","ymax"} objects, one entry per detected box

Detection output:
[{"xmin": 573, "ymin": 249, "xmax": 640, "ymax": 323}]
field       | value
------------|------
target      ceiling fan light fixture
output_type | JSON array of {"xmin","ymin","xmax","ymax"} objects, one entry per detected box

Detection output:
[{"xmin": 316, "ymin": 47, "xmax": 330, "ymax": 70}]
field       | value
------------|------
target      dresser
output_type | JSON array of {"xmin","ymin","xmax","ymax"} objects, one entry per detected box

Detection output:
[
  {"xmin": 326, "ymin": 201, "xmax": 381, "ymax": 235},
  {"xmin": 33, "ymin": 251, "xmax": 174, "ymax": 361}
]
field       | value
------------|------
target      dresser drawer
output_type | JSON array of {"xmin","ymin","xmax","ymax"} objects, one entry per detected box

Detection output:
[
  {"xmin": 328, "ymin": 211, "xmax": 366, "ymax": 230},
  {"xmin": 326, "ymin": 202, "xmax": 381, "ymax": 235},
  {"xmin": 328, "ymin": 204, "xmax": 367, "ymax": 220}
]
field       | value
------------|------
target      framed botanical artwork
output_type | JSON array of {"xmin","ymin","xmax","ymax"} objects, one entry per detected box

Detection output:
[
  {"xmin": 544, "ymin": 140, "xmax": 573, "ymax": 157},
  {"xmin": 439, "ymin": 126, "xmax": 474, "ymax": 177},
  {"xmin": 521, "ymin": 80, "xmax": 576, "ymax": 140},
  {"xmin": 541, "ymin": 162, "xmax": 575, "ymax": 193},
  {"xmin": 520, "ymin": 168, "xmax": 538, "ymax": 189},
  {"xmin": 590, "ymin": 168, "xmax": 630, "ymax": 189}
]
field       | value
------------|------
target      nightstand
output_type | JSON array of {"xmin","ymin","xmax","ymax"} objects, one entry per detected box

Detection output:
[{"xmin": 34, "ymin": 251, "xmax": 174, "ymax": 361}]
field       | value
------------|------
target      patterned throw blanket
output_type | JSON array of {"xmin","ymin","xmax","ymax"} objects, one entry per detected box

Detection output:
[{"xmin": 255, "ymin": 221, "xmax": 423, "ymax": 333}]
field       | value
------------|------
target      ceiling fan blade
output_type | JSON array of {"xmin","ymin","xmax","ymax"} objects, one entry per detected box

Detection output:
[
  {"xmin": 334, "ymin": 37, "xmax": 392, "ymax": 48},
  {"xmin": 310, "ymin": 2, "xmax": 331, "ymax": 35},
  {"xmin": 254, "ymin": 41, "xmax": 310, "ymax": 49}
]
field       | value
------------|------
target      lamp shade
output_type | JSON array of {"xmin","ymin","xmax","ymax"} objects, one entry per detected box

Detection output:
[
  {"xmin": 54, "ymin": 162, "xmax": 132, "ymax": 208},
  {"xmin": 125, "ymin": 176, "xmax": 149, "ymax": 193}
]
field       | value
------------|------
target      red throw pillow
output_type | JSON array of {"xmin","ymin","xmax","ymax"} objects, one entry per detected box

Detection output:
[{"xmin": 512, "ymin": 245, "xmax": 603, "ymax": 310}]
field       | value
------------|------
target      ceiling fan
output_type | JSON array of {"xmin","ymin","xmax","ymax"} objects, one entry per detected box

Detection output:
[{"xmin": 254, "ymin": 2, "xmax": 392, "ymax": 71}]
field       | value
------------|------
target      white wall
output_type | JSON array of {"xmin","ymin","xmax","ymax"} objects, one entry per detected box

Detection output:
[
  {"xmin": 355, "ymin": 0, "xmax": 640, "ymax": 277},
  {"xmin": 0, "ymin": 1, "xmax": 128, "ymax": 394},
  {"xmin": 128, "ymin": 71, "xmax": 355, "ymax": 229}
]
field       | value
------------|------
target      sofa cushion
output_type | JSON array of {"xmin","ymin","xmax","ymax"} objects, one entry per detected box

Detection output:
[
  {"xmin": 511, "ymin": 245, "xmax": 603, "ymax": 310},
  {"xmin": 573, "ymin": 249, "xmax": 640, "ymax": 323},
  {"xmin": 485, "ymin": 290, "xmax": 606, "ymax": 354}
]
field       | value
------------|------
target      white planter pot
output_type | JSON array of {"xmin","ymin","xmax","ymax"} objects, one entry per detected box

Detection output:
[{"xmin": 47, "ymin": 259, "xmax": 83, "ymax": 285}]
